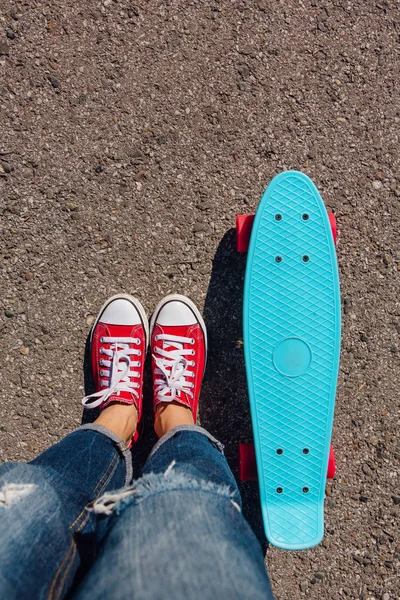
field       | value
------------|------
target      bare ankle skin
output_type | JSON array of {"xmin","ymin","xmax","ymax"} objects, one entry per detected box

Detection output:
[
  {"xmin": 94, "ymin": 403, "xmax": 138, "ymax": 444},
  {"xmin": 154, "ymin": 402, "xmax": 194, "ymax": 439}
]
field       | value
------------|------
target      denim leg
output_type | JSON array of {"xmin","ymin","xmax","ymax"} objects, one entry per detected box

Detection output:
[
  {"xmin": 0, "ymin": 426, "xmax": 128, "ymax": 600},
  {"xmin": 73, "ymin": 427, "xmax": 274, "ymax": 600}
]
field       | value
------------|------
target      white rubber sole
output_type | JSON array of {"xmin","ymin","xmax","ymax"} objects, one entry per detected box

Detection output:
[
  {"xmin": 150, "ymin": 294, "xmax": 208, "ymax": 356},
  {"xmin": 90, "ymin": 293, "xmax": 149, "ymax": 346}
]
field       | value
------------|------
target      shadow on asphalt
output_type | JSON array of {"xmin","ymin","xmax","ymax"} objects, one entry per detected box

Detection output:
[
  {"xmin": 202, "ymin": 228, "xmax": 264, "ymax": 543},
  {"xmin": 81, "ymin": 228, "xmax": 264, "ymax": 543}
]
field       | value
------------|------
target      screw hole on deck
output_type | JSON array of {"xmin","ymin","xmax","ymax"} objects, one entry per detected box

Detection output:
[
  {"xmin": 275, "ymin": 256, "xmax": 282, "ymax": 263},
  {"xmin": 303, "ymin": 448, "xmax": 309, "ymax": 454},
  {"xmin": 276, "ymin": 487, "xmax": 283, "ymax": 494},
  {"xmin": 275, "ymin": 214, "xmax": 282, "ymax": 221},
  {"xmin": 303, "ymin": 487, "xmax": 309, "ymax": 493},
  {"xmin": 302, "ymin": 214, "xmax": 309, "ymax": 221},
  {"xmin": 276, "ymin": 448, "xmax": 283, "ymax": 455},
  {"xmin": 302, "ymin": 255, "xmax": 309, "ymax": 262}
]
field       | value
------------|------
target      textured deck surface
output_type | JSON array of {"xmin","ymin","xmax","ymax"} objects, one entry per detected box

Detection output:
[{"xmin": 244, "ymin": 171, "xmax": 341, "ymax": 549}]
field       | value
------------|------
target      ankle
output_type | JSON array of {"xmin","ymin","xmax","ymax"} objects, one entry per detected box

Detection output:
[
  {"xmin": 95, "ymin": 403, "xmax": 138, "ymax": 444},
  {"xmin": 154, "ymin": 402, "xmax": 194, "ymax": 438}
]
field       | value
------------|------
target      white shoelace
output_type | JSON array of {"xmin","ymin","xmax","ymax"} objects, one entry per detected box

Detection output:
[
  {"xmin": 82, "ymin": 336, "xmax": 142, "ymax": 409},
  {"xmin": 153, "ymin": 334, "xmax": 195, "ymax": 402}
]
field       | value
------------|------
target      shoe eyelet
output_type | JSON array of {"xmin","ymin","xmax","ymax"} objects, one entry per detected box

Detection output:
[
  {"xmin": 155, "ymin": 335, "xmax": 159, "ymax": 342},
  {"xmin": 100, "ymin": 336, "xmax": 105, "ymax": 343},
  {"xmin": 135, "ymin": 338, "xmax": 141, "ymax": 345},
  {"xmin": 190, "ymin": 338, "xmax": 195, "ymax": 344},
  {"xmin": 137, "ymin": 350, "xmax": 142, "ymax": 356},
  {"xmin": 191, "ymin": 350, "xmax": 195, "ymax": 356}
]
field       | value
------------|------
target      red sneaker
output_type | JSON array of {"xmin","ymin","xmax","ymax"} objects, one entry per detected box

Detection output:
[
  {"xmin": 82, "ymin": 294, "xmax": 148, "ymax": 443},
  {"xmin": 150, "ymin": 294, "xmax": 207, "ymax": 422}
]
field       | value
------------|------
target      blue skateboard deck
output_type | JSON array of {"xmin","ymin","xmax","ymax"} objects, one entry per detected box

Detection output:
[{"xmin": 243, "ymin": 171, "xmax": 341, "ymax": 550}]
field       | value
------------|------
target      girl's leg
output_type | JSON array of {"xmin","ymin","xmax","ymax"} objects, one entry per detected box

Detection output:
[
  {"xmin": 0, "ymin": 294, "xmax": 147, "ymax": 600},
  {"xmin": 73, "ymin": 421, "xmax": 274, "ymax": 600},
  {"xmin": 0, "ymin": 409, "xmax": 133, "ymax": 600}
]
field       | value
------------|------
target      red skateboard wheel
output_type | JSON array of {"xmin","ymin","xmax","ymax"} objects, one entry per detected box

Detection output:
[
  {"xmin": 236, "ymin": 214, "xmax": 255, "ymax": 252},
  {"xmin": 327, "ymin": 444, "xmax": 336, "ymax": 479},
  {"xmin": 328, "ymin": 213, "xmax": 337, "ymax": 245},
  {"xmin": 239, "ymin": 443, "xmax": 257, "ymax": 481}
]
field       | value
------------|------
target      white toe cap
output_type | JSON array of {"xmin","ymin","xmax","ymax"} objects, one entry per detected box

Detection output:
[
  {"xmin": 156, "ymin": 301, "xmax": 197, "ymax": 326},
  {"xmin": 100, "ymin": 299, "xmax": 141, "ymax": 326}
]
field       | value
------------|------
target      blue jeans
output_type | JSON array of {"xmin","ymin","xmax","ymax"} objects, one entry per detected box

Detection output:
[{"xmin": 0, "ymin": 425, "xmax": 274, "ymax": 600}]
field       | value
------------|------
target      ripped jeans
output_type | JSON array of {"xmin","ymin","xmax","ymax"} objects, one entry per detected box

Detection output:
[{"xmin": 0, "ymin": 424, "xmax": 274, "ymax": 600}]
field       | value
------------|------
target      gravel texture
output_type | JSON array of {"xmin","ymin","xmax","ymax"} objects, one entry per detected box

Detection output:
[{"xmin": 0, "ymin": 1, "xmax": 399, "ymax": 599}]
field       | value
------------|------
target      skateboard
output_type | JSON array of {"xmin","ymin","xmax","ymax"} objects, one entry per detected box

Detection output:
[{"xmin": 237, "ymin": 171, "xmax": 340, "ymax": 550}]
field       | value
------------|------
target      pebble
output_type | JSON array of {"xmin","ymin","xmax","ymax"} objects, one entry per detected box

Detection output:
[
  {"xmin": 0, "ymin": 42, "xmax": 10, "ymax": 55},
  {"xmin": 382, "ymin": 594, "xmax": 390, "ymax": 600},
  {"xmin": 133, "ymin": 170, "xmax": 146, "ymax": 181},
  {"xmin": 239, "ymin": 45, "xmax": 254, "ymax": 56},
  {"xmin": 4, "ymin": 310, "xmax": 14, "ymax": 318},
  {"xmin": 20, "ymin": 346, "xmax": 30, "ymax": 356},
  {"xmin": 95, "ymin": 164, "xmax": 104, "ymax": 173},
  {"xmin": 86, "ymin": 315, "xmax": 95, "ymax": 327},
  {"xmin": 384, "ymin": 560, "xmax": 393, "ymax": 568},
  {"xmin": 6, "ymin": 28, "xmax": 16, "ymax": 40},
  {"xmin": 391, "ymin": 494, "xmax": 400, "ymax": 505},
  {"xmin": 362, "ymin": 463, "xmax": 372, "ymax": 476},
  {"xmin": 193, "ymin": 222, "xmax": 206, "ymax": 233},
  {"xmin": 315, "ymin": 572, "xmax": 325, "ymax": 580},
  {"xmin": 1, "ymin": 161, "xmax": 12, "ymax": 173},
  {"xmin": 238, "ymin": 65, "xmax": 250, "ymax": 78},
  {"xmin": 25, "ymin": 272, "xmax": 33, "ymax": 281},
  {"xmin": 372, "ymin": 180, "xmax": 382, "ymax": 190},
  {"xmin": 46, "ymin": 21, "xmax": 57, "ymax": 33},
  {"xmin": 48, "ymin": 75, "xmax": 60, "ymax": 88},
  {"xmin": 299, "ymin": 581, "xmax": 308, "ymax": 592},
  {"xmin": 238, "ymin": 80, "xmax": 246, "ymax": 91}
]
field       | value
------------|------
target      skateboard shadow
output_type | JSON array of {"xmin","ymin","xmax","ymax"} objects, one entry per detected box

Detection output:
[{"xmin": 202, "ymin": 229, "xmax": 264, "ymax": 543}]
